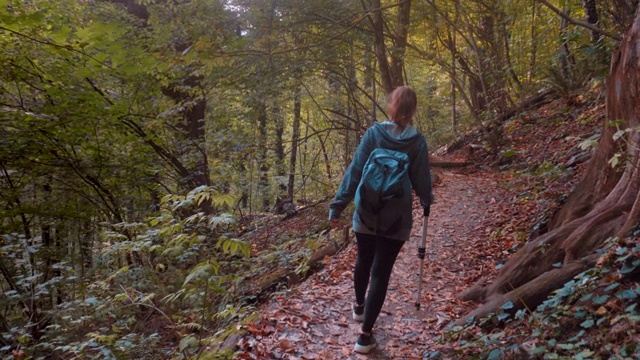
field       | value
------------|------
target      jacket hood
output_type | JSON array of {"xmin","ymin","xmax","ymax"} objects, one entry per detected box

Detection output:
[{"xmin": 371, "ymin": 121, "xmax": 422, "ymax": 151}]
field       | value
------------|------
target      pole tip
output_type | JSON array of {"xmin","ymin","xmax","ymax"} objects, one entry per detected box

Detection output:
[{"xmin": 415, "ymin": 303, "xmax": 420, "ymax": 310}]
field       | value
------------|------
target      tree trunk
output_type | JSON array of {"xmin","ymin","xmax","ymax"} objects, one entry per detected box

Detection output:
[
  {"xmin": 609, "ymin": 0, "xmax": 638, "ymax": 34},
  {"xmin": 365, "ymin": 43, "xmax": 377, "ymax": 125},
  {"xmin": 389, "ymin": 0, "xmax": 411, "ymax": 88},
  {"xmin": 79, "ymin": 219, "xmax": 93, "ymax": 274},
  {"xmin": 583, "ymin": 0, "xmax": 601, "ymax": 42},
  {"xmin": 450, "ymin": 30, "xmax": 457, "ymax": 136},
  {"xmin": 559, "ymin": 5, "xmax": 575, "ymax": 83},
  {"xmin": 257, "ymin": 103, "xmax": 270, "ymax": 212},
  {"xmin": 347, "ymin": 43, "xmax": 362, "ymax": 144},
  {"xmin": 161, "ymin": 78, "xmax": 210, "ymax": 191},
  {"xmin": 366, "ymin": 0, "xmax": 394, "ymax": 95},
  {"xmin": 459, "ymin": 4, "xmax": 640, "ymax": 321},
  {"xmin": 529, "ymin": 0, "xmax": 538, "ymax": 82},
  {"xmin": 364, "ymin": 0, "xmax": 411, "ymax": 95},
  {"xmin": 288, "ymin": 87, "xmax": 302, "ymax": 201},
  {"xmin": 274, "ymin": 105, "xmax": 286, "ymax": 195}
]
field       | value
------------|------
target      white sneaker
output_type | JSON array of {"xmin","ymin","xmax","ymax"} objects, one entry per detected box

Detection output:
[{"xmin": 354, "ymin": 333, "xmax": 376, "ymax": 354}]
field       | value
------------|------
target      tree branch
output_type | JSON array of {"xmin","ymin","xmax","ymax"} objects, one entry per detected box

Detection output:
[
  {"xmin": 536, "ymin": 0, "xmax": 622, "ymax": 41},
  {"xmin": 0, "ymin": 26, "xmax": 115, "ymax": 67}
]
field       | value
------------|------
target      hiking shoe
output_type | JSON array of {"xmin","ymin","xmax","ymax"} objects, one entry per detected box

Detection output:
[
  {"xmin": 352, "ymin": 304, "xmax": 364, "ymax": 322},
  {"xmin": 354, "ymin": 333, "xmax": 376, "ymax": 354}
]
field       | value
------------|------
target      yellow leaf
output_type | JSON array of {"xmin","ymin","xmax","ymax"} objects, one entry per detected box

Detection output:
[{"xmin": 595, "ymin": 306, "xmax": 607, "ymax": 315}]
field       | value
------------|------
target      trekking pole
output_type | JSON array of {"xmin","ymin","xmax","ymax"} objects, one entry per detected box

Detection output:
[{"xmin": 415, "ymin": 214, "xmax": 429, "ymax": 310}]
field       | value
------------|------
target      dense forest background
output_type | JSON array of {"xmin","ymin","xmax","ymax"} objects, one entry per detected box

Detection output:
[{"xmin": 1, "ymin": 0, "xmax": 639, "ymax": 359}]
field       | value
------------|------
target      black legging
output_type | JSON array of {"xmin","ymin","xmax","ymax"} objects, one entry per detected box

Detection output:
[{"xmin": 354, "ymin": 232, "xmax": 405, "ymax": 333}]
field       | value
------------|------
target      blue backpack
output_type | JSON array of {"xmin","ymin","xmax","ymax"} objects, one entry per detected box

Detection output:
[{"xmin": 354, "ymin": 148, "xmax": 412, "ymax": 235}]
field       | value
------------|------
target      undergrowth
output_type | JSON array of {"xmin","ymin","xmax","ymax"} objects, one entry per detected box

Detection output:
[
  {"xmin": 0, "ymin": 185, "xmax": 330, "ymax": 360},
  {"xmin": 432, "ymin": 236, "xmax": 640, "ymax": 360}
]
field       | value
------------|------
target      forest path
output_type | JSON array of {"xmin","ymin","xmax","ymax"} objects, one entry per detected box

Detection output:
[{"xmin": 236, "ymin": 169, "xmax": 517, "ymax": 359}]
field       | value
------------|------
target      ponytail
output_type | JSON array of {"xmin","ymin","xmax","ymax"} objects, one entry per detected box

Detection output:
[{"xmin": 387, "ymin": 86, "xmax": 417, "ymax": 128}]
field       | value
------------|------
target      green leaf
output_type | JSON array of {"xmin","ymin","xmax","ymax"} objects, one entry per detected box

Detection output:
[
  {"xmin": 113, "ymin": 293, "xmax": 128, "ymax": 302},
  {"xmin": 487, "ymin": 349, "xmax": 504, "ymax": 360},
  {"xmin": 216, "ymin": 236, "xmax": 250, "ymax": 258},
  {"xmin": 608, "ymin": 153, "xmax": 621, "ymax": 168},
  {"xmin": 580, "ymin": 318, "xmax": 594, "ymax": 328},
  {"xmin": 573, "ymin": 309, "xmax": 586, "ymax": 319},
  {"xmin": 616, "ymin": 289, "xmax": 637, "ymax": 300},
  {"xmin": 178, "ymin": 336, "xmax": 198, "ymax": 352},
  {"xmin": 613, "ymin": 129, "xmax": 626, "ymax": 141},
  {"xmin": 579, "ymin": 293, "xmax": 593, "ymax": 302},
  {"xmin": 557, "ymin": 343, "xmax": 576, "ymax": 350},
  {"xmin": 620, "ymin": 263, "xmax": 637, "ymax": 274},
  {"xmin": 593, "ymin": 295, "xmax": 609, "ymax": 304},
  {"xmin": 85, "ymin": 297, "xmax": 98, "ymax": 305},
  {"xmin": 139, "ymin": 293, "xmax": 156, "ymax": 303},
  {"xmin": 500, "ymin": 301, "xmax": 514, "ymax": 310},
  {"xmin": 604, "ymin": 283, "xmax": 620, "ymax": 292},
  {"xmin": 578, "ymin": 139, "xmax": 598, "ymax": 150},
  {"xmin": 106, "ymin": 266, "xmax": 130, "ymax": 281},
  {"xmin": 616, "ymin": 247, "xmax": 628, "ymax": 255},
  {"xmin": 500, "ymin": 149, "xmax": 517, "ymax": 158},
  {"xmin": 530, "ymin": 346, "xmax": 547, "ymax": 355},
  {"xmin": 184, "ymin": 261, "xmax": 219, "ymax": 285},
  {"xmin": 575, "ymin": 350, "xmax": 594, "ymax": 359}
]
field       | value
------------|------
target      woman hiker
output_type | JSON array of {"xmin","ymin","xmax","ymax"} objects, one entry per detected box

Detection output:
[{"xmin": 329, "ymin": 86, "xmax": 433, "ymax": 354}]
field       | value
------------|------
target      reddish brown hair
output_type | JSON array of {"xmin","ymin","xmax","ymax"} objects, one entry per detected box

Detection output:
[{"xmin": 387, "ymin": 86, "xmax": 417, "ymax": 128}]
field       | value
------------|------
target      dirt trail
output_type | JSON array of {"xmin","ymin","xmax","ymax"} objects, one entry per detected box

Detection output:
[{"xmin": 236, "ymin": 169, "xmax": 516, "ymax": 359}]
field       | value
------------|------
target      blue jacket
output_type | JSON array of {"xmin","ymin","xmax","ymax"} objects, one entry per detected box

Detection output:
[{"xmin": 329, "ymin": 121, "xmax": 432, "ymax": 241}]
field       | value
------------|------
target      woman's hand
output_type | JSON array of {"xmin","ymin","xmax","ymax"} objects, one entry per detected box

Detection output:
[{"xmin": 330, "ymin": 218, "xmax": 343, "ymax": 229}]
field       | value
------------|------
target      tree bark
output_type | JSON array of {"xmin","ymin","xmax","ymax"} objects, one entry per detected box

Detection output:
[
  {"xmin": 274, "ymin": 106, "xmax": 286, "ymax": 195},
  {"xmin": 529, "ymin": 0, "xmax": 538, "ymax": 82},
  {"xmin": 366, "ymin": 0, "xmax": 394, "ymax": 95},
  {"xmin": 583, "ymin": 0, "xmax": 602, "ymax": 42},
  {"xmin": 161, "ymin": 78, "xmax": 210, "ymax": 191},
  {"xmin": 450, "ymin": 30, "xmax": 457, "ymax": 136},
  {"xmin": 288, "ymin": 86, "xmax": 302, "ymax": 201},
  {"xmin": 257, "ymin": 102, "xmax": 270, "ymax": 211},
  {"xmin": 363, "ymin": 0, "xmax": 411, "ymax": 95},
  {"xmin": 559, "ymin": 5, "xmax": 574, "ymax": 83},
  {"xmin": 459, "ymin": 4, "xmax": 640, "ymax": 320},
  {"xmin": 457, "ymin": 254, "xmax": 599, "ymax": 325},
  {"xmin": 389, "ymin": 0, "xmax": 411, "ymax": 88}
]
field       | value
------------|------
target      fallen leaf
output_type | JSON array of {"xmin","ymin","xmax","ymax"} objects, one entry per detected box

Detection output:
[{"xmin": 278, "ymin": 339, "xmax": 294, "ymax": 351}]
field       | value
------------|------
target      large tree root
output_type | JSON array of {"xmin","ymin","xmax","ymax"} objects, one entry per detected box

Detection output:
[
  {"xmin": 455, "ymin": 253, "xmax": 598, "ymax": 325},
  {"xmin": 459, "ymin": 202, "xmax": 632, "ymax": 313}
]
